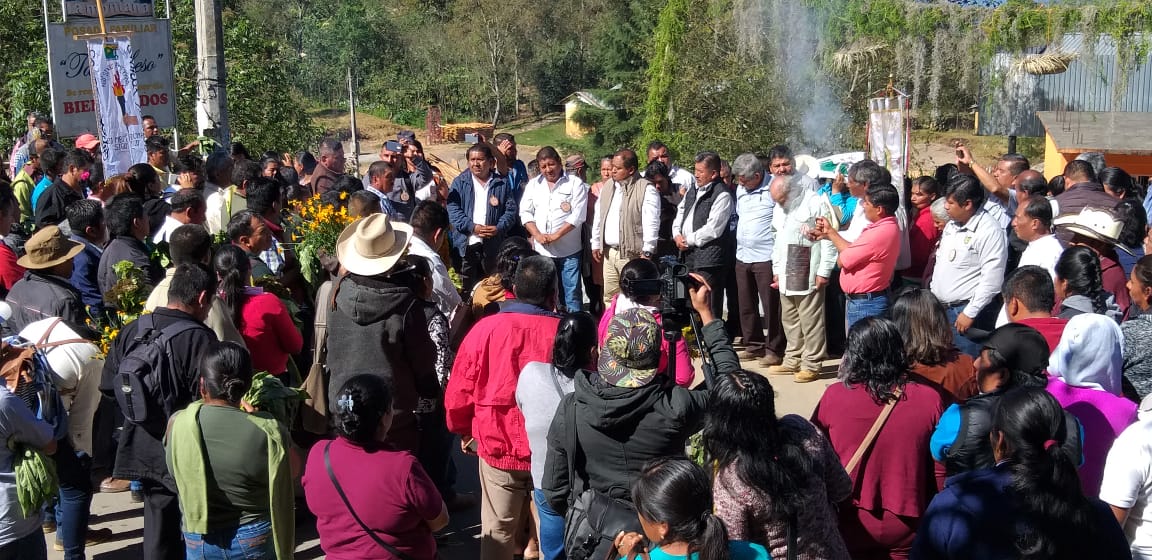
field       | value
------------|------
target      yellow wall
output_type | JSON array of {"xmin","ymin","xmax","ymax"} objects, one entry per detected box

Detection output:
[
  {"xmin": 1043, "ymin": 132, "xmax": 1152, "ymax": 180},
  {"xmin": 565, "ymin": 101, "xmax": 587, "ymax": 139}
]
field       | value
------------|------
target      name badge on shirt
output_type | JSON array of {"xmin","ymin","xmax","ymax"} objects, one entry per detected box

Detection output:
[
  {"xmin": 400, "ymin": 191, "xmax": 410, "ymax": 202},
  {"xmin": 489, "ymin": 195, "xmax": 500, "ymax": 207},
  {"xmin": 560, "ymin": 201, "xmax": 571, "ymax": 212}
]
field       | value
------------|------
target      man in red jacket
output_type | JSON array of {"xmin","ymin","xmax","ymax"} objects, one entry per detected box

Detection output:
[{"xmin": 445, "ymin": 255, "xmax": 560, "ymax": 560}]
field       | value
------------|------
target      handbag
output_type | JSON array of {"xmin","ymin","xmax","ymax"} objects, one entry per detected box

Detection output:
[
  {"xmin": 561, "ymin": 397, "xmax": 643, "ymax": 560},
  {"xmin": 324, "ymin": 441, "xmax": 417, "ymax": 560}
]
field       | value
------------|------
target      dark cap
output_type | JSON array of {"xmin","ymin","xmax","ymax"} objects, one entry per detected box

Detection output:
[
  {"xmin": 983, "ymin": 323, "xmax": 1050, "ymax": 380},
  {"xmin": 397, "ymin": 130, "xmax": 417, "ymax": 144}
]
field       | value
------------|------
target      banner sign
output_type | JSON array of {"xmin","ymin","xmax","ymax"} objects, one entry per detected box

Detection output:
[
  {"xmin": 86, "ymin": 38, "xmax": 147, "ymax": 176},
  {"xmin": 868, "ymin": 94, "xmax": 912, "ymax": 270},
  {"xmin": 65, "ymin": 0, "xmax": 154, "ymax": 19},
  {"xmin": 46, "ymin": 18, "xmax": 175, "ymax": 137}
]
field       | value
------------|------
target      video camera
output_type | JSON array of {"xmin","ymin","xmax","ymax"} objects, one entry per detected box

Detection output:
[{"xmin": 622, "ymin": 256, "xmax": 700, "ymax": 334}]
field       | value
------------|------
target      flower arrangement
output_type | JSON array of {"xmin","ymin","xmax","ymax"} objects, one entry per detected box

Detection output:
[
  {"xmin": 289, "ymin": 193, "xmax": 354, "ymax": 284},
  {"xmin": 96, "ymin": 260, "xmax": 151, "ymax": 357}
]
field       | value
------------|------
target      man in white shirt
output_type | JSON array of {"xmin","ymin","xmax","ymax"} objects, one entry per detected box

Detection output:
[
  {"xmin": 409, "ymin": 200, "xmax": 463, "ymax": 319},
  {"xmin": 1100, "ymin": 400, "xmax": 1152, "ymax": 560},
  {"xmin": 520, "ymin": 147, "xmax": 589, "ymax": 312},
  {"xmin": 731, "ymin": 153, "xmax": 786, "ymax": 366},
  {"xmin": 153, "ymin": 190, "xmax": 207, "ymax": 244},
  {"xmin": 957, "ymin": 147, "xmax": 1028, "ymax": 229},
  {"xmin": 672, "ymin": 151, "xmax": 733, "ymax": 320},
  {"xmin": 647, "ymin": 140, "xmax": 695, "ymax": 203},
  {"xmin": 995, "ymin": 195, "xmax": 1064, "ymax": 327},
  {"xmin": 205, "ymin": 160, "xmax": 257, "ymax": 235},
  {"xmin": 930, "ymin": 175, "xmax": 1008, "ymax": 357},
  {"xmin": 590, "ymin": 148, "xmax": 661, "ymax": 305}
]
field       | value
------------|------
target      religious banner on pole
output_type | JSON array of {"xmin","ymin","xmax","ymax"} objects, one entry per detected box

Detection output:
[
  {"xmin": 86, "ymin": 37, "xmax": 147, "ymax": 176},
  {"xmin": 867, "ymin": 93, "xmax": 912, "ymax": 270}
]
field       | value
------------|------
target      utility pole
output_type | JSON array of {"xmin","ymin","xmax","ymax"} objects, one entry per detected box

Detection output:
[
  {"xmin": 348, "ymin": 67, "xmax": 360, "ymax": 177},
  {"xmin": 195, "ymin": 0, "xmax": 230, "ymax": 146}
]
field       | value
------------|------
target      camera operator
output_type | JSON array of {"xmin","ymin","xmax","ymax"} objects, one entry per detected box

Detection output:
[{"xmin": 542, "ymin": 273, "xmax": 739, "ymax": 516}]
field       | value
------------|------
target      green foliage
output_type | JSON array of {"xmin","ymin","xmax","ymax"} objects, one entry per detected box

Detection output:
[
  {"xmin": 0, "ymin": 0, "xmax": 50, "ymax": 144},
  {"xmin": 640, "ymin": 0, "xmax": 689, "ymax": 151}
]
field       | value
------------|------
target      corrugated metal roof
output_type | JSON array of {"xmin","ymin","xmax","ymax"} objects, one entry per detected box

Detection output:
[{"xmin": 977, "ymin": 33, "xmax": 1152, "ymax": 137}]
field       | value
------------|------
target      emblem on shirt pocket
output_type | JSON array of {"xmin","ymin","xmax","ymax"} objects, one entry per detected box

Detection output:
[
  {"xmin": 490, "ymin": 195, "xmax": 500, "ymax": 207},
  {"xmin": 560, "ymin": 201, "xmax": 572, "ymax": 213}
]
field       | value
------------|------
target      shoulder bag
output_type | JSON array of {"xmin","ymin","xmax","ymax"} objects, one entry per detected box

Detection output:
[
  {"xmin": 324, "ymin": 441, "xmax": 417, "ymax": 560},
  {"xmin": 845, "ymin": 387, "xmax": 904, "ymax": 476}
]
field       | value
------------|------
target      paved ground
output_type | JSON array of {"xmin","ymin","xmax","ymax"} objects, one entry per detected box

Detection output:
[{"xmin": 47, "ymin": 352, "xmax": 838, "ymax": 560}]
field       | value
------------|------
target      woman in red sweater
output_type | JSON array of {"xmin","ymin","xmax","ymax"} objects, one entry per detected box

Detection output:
[{"xmin": 213, "ymin": 244, "xmax": 302, "ymax": 378}]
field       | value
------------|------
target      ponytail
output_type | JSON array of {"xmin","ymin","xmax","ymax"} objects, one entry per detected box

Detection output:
[
  {"xmin": 213, "ymin": 244, "xmax": 251, "ymax": 328},
  {"xmin": 696, "ymin": 514, "xmax": 729, "ymax": 560},
  {"xmin": 632, "ymin": 458, "xmax": 730, "ymax": 560},
  {"xmin": 992, "ymin": 388, "xmax": 1097, "ymax": 559}
]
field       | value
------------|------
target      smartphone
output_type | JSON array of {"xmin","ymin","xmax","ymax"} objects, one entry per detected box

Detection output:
[
  {"xmin": 464, "ymin": 133, "xmax": 479, "ymax": 144},
  {"xmin": 385, "ymin": 140, "xmax": 402, "ymax": 153}
]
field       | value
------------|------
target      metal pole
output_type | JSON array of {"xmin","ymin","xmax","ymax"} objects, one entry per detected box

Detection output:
[
  {"xmin": 194, "ymin": 0, "xmax": 229, "ymax": 145},
  {"xmin": 1007, "ymin": 135, "xmax": 1018, "ymax": 155},
  {"xmin": 348, "ymin": 67, "xmax": 360, "ymax": 177}
]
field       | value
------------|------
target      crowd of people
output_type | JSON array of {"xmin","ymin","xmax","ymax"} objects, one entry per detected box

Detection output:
[{"xmin": 0, "ymin": 108, "xmax": 1151, "ymax": 560}]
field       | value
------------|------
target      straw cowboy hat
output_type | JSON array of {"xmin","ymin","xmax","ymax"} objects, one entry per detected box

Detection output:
[
  {"xmin": 17, "ymin": 225, "xmax": 84, "ymax": 270},
  {"xmin": 335, "ymin": 213, "xmax": 413, "ymax": 276},
  {"xmin": 1056, "ymin": 206, "xmax": 1133, "ymax": 255}
]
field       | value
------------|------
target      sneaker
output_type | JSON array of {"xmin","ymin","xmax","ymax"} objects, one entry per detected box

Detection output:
[
  {"xmin": 54, "ymin": 527, "xmax": 115, "ymax": 550},
  {"xmin": 766, "ymin": 364, "xmax": 799, "ymax": 375},
  {"xmin": 130, "ymin": 489, "xmax": 144, "ymax": 503},
  {"xmin": 758, "ymin": 353, "xmax": 783, "ymax": 367},
  {"xmin": 794, "ymin": 370, "xmax": 821, "ymax": 383},
  {"xmin": 42, "ymin": 519, "xmax": 56, "ymax": 534},
  {"xmin": 737, "ymin": 350, "xmax": 764, "ymax": 361}
]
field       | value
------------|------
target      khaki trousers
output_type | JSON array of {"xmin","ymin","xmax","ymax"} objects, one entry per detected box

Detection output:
[
  {"xmin": 479, "ymin": 459, "xmax": 534, "ymax": 560},
  {"xmin": 601, "ymin": 247, "xmax": 630, "ymax": 305},
  {"xmin": 780, "ymin": 287, "xmax": 828, "ymax": 372}
]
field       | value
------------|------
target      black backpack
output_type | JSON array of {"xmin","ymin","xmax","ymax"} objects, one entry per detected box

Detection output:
[{"xmin": 114, "ymin": 314, "xmax": 201, "ymax": 427}]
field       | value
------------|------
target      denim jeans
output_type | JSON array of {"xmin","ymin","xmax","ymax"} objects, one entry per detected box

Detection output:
[
  {"xmin": 845, "ymin": 294, "xmax": 889, "ymax": 331},
  {"xmin": 0, "ymin": 529, "xmax": 47, "ymax": 560},
  {"xmin": 944, "ymin": 304, "xmax": 982, "ymax": 357},
  {"xmin": 533, "ymin": 489, "xmax": 566, "ymax": 560},
  {"xmin": 554, "ymin": 253, "xmax": 583, "ymax": 313},
  {"xmin": 184, "ymin": 519, "xmax": 274, "ymax": 560},
  {"xmin": 54, "ymin": 439, "xmax": 93, "ymax": 560}
]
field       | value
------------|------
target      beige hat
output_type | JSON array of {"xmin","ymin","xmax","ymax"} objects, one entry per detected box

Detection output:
[
  {"xmin": 17, "ymin": 226, "xmax": 84, "ymax": 270},
  {"xmin": 335, "ymin": 214, "xmax": 413, "ymax": 276},
  {"xmin": 1056, "ymin": 206, "xmax": 1132, "ymax": 255}
]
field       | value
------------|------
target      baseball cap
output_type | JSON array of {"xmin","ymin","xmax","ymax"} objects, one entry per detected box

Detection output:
[
  {"xmin": 598, "ymin": 308, "xmax": 662, "ymax": 388},
  {"xmin": 76, "ymin": 133, "xmax": 100, "ymax": 150},
  {"xmin": 982, "ymin": 323, "xmax": 1050, "ymax": 381},
  {"xmin": 565, "ymin": 153, "xmax": 586, "ymax": 173}
]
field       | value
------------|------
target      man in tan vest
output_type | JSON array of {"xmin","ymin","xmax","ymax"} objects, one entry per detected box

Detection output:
[{"xmin": 590, "ymin": 148, "xmax": 661, "ymax": 305}]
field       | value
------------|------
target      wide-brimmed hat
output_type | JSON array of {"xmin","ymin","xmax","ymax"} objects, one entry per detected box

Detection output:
[
  {"xmin": 1055, "ymin": 206, "xmax": 1132, "ymax": 255},
  {"xmin": 18, "ymin": 226, "xmax": 84, "ymax": 270},
  {"xmin": 75, "ymin": 133, "xmax": 100, "ymax": 150},
  {"xmin": 598, "ymin": 308, "xmax": 662, "ymax": 388},
  {"xmin": 336, "ymin": 214, "xmax": 413, "ymax": 277}
]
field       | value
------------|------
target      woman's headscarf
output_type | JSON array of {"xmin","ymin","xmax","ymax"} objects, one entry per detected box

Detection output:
[{"xmin": 1048, "ymin": 312, "xmax": 1124, "ymax": 395}]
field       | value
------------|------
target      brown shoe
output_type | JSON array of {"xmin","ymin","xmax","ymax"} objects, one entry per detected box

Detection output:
[
  {"xmin": 767, "ymin": 364, "xmax": 799, "ymax": 375},
  {"xmin": 794, "ymin": 370, "xmax": 821, "ymax": 383},
  {"xmin": 54, "ymin": 528, "xmax": 115, "ymax": 550},
  {"xmin": 758, "ymin": 353, "xmax": 783, "ymax": 367},
  {"xmin": 100, "ymin": 478, "xmax": 131, "ymax": 493},
  {"xmin": 737, "ymin": 350, "xmax": 764, "ymax": 361}
]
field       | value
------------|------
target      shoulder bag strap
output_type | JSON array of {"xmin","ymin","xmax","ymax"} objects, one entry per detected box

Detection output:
[
  {"xmin": 844, "ymin": 387, "xmax": 903, "ymax": 475},
  {"xmin": 548, "ymin": 367, "xmax": 566, "ymax": 400},
  {"xmin": 324, "ymin": 441, "xmax": 417, "ymax": 560},
  {"xmin": 786, "ymin": 511, "xmax": 798, "ymax": 560},
  {"xmin": 564, "ymin": 395, "xmax": 583, "ymax": 507}
]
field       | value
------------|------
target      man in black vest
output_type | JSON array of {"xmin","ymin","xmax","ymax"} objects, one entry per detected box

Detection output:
[{"xmin": 672, "ymin": 151, "xmax": 734, "ymax": 319}]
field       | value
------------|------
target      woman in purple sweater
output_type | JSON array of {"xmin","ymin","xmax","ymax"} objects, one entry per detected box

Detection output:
[
  {"xmin": 812, "ymin": 317, "xmax": 948, "ymax": 560},
  {"xmin": 1046, "ymin": 312, "xmax": 1138, "ymax": 496}
]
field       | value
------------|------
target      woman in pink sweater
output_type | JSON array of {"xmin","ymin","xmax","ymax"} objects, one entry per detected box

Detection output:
[
  {"xmin": 598, "ymin": 258, "xmax": 694, "ymax": 387},
  {"xmin": 214, "ymin": 245, "xmax": 303, "ymax": 379}
]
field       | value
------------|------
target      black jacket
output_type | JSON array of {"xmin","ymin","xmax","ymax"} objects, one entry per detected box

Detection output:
[
  {"xmin": 543, "ymin": 318, "xmax": 738, "ymax": 514},
  {"xmin": 100, "ymin": 308, "xmax": 218, "ymax": 487},
  {"xmin": 98, "ymin": 236, "xmax": 163, "ymax": 297},
  {"xmin": 3, "ymin": 271, "xmax": 95, "ymax": 339},
  {"xmin": 35, "ymin": 179, "xmax": 83, "ymax": 229},
  {"xmin": 325, "ymin": 273, "xmax": 440, "ymax": 452}
]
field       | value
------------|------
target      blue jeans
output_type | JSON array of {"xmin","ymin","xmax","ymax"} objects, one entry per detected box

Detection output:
[
  {"xmin": 944, "ymin": 304, "xmax": 983, "ymax": 357},
  {"xmin": 0, "ymin": 529, "xmax": 47, "ymax": 560},
  {"xmin": 184, "ymin": 519, "xmax": 274, "ymax": 560},
  {"xmin": 845, "ymin": 294, "xmax": 888, "ymax": 331},
  {"xmin": 533, "ymin": 489, "xmax": 566, "ymax": 560},
  {"xmin": 554, "ymin": 254, "xmax": 583, "ymax": 313},
  {"xmin": 54, "ymin": 439, "xmax": 93, "ymax": 560}
]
